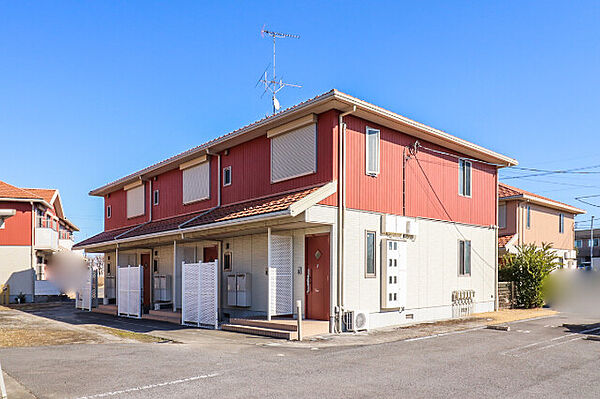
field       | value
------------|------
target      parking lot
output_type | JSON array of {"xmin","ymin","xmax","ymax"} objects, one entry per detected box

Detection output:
[{"xmin": 1, "ymin": 305, "xmax": 599, "ymax": 398}]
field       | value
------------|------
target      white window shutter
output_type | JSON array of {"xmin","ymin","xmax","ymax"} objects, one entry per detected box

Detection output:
[
  {"xmin": 126, "ymin": 184, "xmax": 145, "ymax": 218},
  {"xmin": 183, "ymin": 162, "xmax": 210, "ymax": 204},
  {"xmin": 271, "ymin": 123, "xmax": 317, "ymax": 183}
]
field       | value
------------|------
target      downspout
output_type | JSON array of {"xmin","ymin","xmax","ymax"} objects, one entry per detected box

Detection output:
[
  {"xmin": 402, "ymin": 147, "xmax": 407, "ymax": 216},
  {"xmin": 337, "ymin": 106, "xmax": 356, "ymax": 333},
  {"xmin": 30, "ymin": 201, "xmax": 35, "ymax": 302},
  {"xmin": 494, "ymin": 172, "xmax": 499, "ymax": 311}
]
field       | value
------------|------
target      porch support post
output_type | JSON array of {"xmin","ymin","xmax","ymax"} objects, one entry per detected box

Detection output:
[
  {"xmin": 267, "ymin": 227, "xmax": 272, "ymax": 321},
  {"xmin": 173, "ymin": 240, "xmax": 177, "ymax": 312},
  {"xmin": 115, "ymin": 245, "xmax": 119, "ymax": 313}
]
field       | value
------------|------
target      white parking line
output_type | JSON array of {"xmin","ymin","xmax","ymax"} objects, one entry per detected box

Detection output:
[
  {"xmin": 73, "ymin": 373, "xmax": 219, "ymax": 399},
  {"xmin": 405, "ymin": 326, "xmax": 485, "ymax": 342},
  {"xmin": 502, "ymin": 326, "xmax": 600, "ymax": 357}
]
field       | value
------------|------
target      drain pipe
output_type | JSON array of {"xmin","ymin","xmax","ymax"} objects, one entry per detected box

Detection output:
[{"xmin": 337, "ymin": 106, "xmax": 356, "ymax": 333}]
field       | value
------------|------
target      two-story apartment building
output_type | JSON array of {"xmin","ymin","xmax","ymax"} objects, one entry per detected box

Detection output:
[
  {"xmin": 574, "ymin": 228, "xmax": 600, "ymax": 269},
  {"xmin": 0, "ymin": 180, "xmax": 79, "ymax": 302},
  {"xmin": 498, "ymin": 183, "xmax": 584, "ymax": 268},
  {"xmin": 74, "ymin": 89, "xmax": 516, "ymax": 332}
]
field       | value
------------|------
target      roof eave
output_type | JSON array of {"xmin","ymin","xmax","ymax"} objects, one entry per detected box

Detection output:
[{"xmin": 499, "ymin": 194, "xmax": 586, "ymax": 214}]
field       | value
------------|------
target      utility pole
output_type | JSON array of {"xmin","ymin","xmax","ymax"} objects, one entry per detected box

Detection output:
[{"xmin": 590, "ymin": 216, "xmax": 595, "ymax": 269}]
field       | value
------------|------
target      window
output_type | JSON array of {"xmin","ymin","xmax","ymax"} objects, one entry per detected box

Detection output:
[
  {"xmin": 459, "ymin": 240, "xmax": 471, "ymax": 276},
  {"xmin": 498, "ymin": 204, "xmax": 506, "ymax": 229},
  {"xmin": 365, "ymin": 231, "xmax": 376, "ymax": 277},
  {"xmin": 0, "ymin": 219, "xmax": 4, "ymax": 229},
  {"xmin": 223, "ymin": 252, "xmax": 232, "ymax": 272},
  {"xmin": 223, "ymin": 166, "xmax": 232, "ymax": 187},
  {"xmin": 182, "ymin": 161, "xmax": 210, "ymax": 204},
  {"xmin": 575, "ymin": 240, "xmax": 582, "ymax": 248},
  {"xmin": 365, "ymin": 127, "xmax": 380, "ymax": 176},
  {"xmin": 270, "ymin": 123, "xmax": 317, "ymax": 182},
  {"xmin": 559, "ymin": 213, "xmax": 564, "ymax": 234},
  {"xmin": 126, "ymin": 184, "xmax": 145, "ymax": 218},
  {"xmin": 526, "ymin": 205, "xmax": 531, "ymax": 229},
  {"xmin": 591, "ymin": 238, "xmax": 600, "ymax": 247},
  {"xmin": 459, "ymin": 159, "xmax": 472, "ymax": 197},
  {"xmin": 153, "ymin": 189, "xmax": 159, "ymax": 206},
  {"xmin": 106, "ymin": 205, "xmax": 112, "ymax": 219}
]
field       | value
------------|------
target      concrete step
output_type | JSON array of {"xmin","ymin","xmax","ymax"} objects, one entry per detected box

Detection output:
[
  {"xmin": 145, "ymin": 311, "xmax": 181, "ymax": 324},
  {"xmin": 228, "ymin": 318, "xmax": 297, "ymax": 331},
  {"xmin": 221, "ymin": 323, "xmax": 296, "ymax": 340}
]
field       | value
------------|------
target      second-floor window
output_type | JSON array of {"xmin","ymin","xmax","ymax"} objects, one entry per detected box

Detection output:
[
  {"xmin": 499, "ymin": 204, "xmax": 506, "ymax": 228},
  {"xmin": 526, "ymin": 205, "xmax": 531, "ymax": 229},
  {"xmin": 459, "ymin": 159, "xmax": 471, "ymax": 197},
  {"xmin": 153, "ymin": 189, "xmax": 159, "ymax": 206},
  {"xmin": 270, "ymin": 123, "xmax": 317, "ymax": 183},
  {"xmin": 365, "ymin": 127, "xmax": 380, "ymax": 176},
  {"xmin": 106, "ymin": 205, "xmax": 112, "ymax": 219},
  {"xmin": 126, "ymin": 184, "xmax": 145, "ymax": 218},
  {"xmin": 223, "ymin": 166, "xmax": 232, "ymax": 187},
  {"xmin": 182, "ymin": 161, "xmax": 210, "ymax": 204},
  {"xmin": 559, "ymin": 213, "xmax": 564, "ymax": 234}
]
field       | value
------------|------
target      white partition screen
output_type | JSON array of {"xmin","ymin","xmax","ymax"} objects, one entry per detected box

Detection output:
[
  {"xmin": 117, "ymin": 265, "xmax": 142, "ymax": 318},
  {"xmin": 269, "ymin": 235, "xmax": 293, "ymax": 315},
  {"xmin": 182, "ymin": 261, "xmax": 218, "ymax": 329}
]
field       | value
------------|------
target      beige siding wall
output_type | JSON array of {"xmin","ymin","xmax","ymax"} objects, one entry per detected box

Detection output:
[
  {"xmin": 499, "ymin": 200, "xmax": 519, "ymax": 236},
  {"xmin": 0, "ymin": 246, "xmax": 34, "ymax": 299},
  {"xmin": 518, "ymin": 203, "xmax": 575, "ymax": 250}
]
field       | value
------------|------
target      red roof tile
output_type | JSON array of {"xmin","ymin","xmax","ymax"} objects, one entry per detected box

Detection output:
[
  {"xmin": 74, "ymin": 186, "xmax": 322, "ymax": 248},
  {"xmin": 0, "ymin": 181, "xmax": 43, "ymax": 200},
  {"xmin": 498, "ymin": 234, "xmax": 514, "ymax": 248},
  {"xmin": 498, "ymin": 182, "xmax": 583, "ymax": 213},
  {"xmin": 23, "ymin": 188, "xmax": 57, "ymax": 204}
]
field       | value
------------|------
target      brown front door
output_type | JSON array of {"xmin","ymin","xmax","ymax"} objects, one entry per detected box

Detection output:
[
  {"xmin": 203, "ymin": 246, "xmax": 218, "ymax": 262},
  {"xmin": 140, "ymin": 253, "xmax": 151, "ymax": 311},
  {"xmin": 305, "ymin": 234, "xmax": 330, "ymax": 321}
]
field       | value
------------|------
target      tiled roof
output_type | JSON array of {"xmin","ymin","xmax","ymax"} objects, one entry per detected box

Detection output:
[
  {"xmin": 498, "ymin": 234, "xmax": 514, "ymax": 248},
  {"xmin": 498, "ymin": 182, "xmax": 584, "ymax": 213},
  {"xmin": 23, "ymin": 188, "xmax": 57, "ymax": 204},
  {"xmin": 74, "ymin": 186, "xmax": 322, "ymax": 249},
  {"xmin": 0, "ymin": 180, "xmax": 43, "ymax": 200}
]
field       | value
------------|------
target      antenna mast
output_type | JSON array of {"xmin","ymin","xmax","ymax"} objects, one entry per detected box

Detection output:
[{"xmin": 258, "ymin": 26, "xmax": 301, "ymax": 114}]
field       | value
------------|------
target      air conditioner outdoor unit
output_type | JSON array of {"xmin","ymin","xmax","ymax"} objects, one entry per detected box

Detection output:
[{"xmin": 343, "ymin": 310, "xmax": 369, "ymax": 332}]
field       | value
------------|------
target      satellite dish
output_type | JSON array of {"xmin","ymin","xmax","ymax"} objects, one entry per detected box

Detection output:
[{"xmin": 273, "ymin": 97, "xmax": 281, "ymax": 111}]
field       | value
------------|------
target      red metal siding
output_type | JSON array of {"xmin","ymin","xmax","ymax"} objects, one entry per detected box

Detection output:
[
  {"xmin": 104, "ymin": 184, "xmax": 149, "ymax": 231},
  {"xmin": 221, "ymin": 110, "xmax": 337, "ymax": 205},
  {"xmin": 344, "ymin": 115, "xmax": 496, "ymax": 226},
  {"xmin": 0, "ymin": 201, "xmax": 32, "ymax": 246}
]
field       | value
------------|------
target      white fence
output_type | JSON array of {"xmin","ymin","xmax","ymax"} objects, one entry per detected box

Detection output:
[
  {"xmin": 118, "ymin": 265, "xmax": 143, "ymax": 318},
  {"xmin": 182, "ymin": 261, "xmax": 218, "ymax": 329},
  {"xmin": 76, "ymin": 268, "xmax": 97, "ymax": 311},
  {"xmin": 269, "ymin": 235, "xmax": 293, "ymax": 316}
]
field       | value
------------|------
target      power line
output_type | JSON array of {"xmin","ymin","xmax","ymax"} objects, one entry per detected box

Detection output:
[
  {"xmin": 502, "ymin": 164, "xmax": 600, "ymax": 179},
  {"xmin": 576, "ymin": 194, "xmax": 600, "ymax": 208}
]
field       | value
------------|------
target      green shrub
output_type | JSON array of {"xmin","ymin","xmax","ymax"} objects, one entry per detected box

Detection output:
[{"xmin": 500, "ymin": 243, "xmax": 558, "ymax": 308}]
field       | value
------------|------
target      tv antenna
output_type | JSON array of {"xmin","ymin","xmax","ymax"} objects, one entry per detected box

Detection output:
[{"xmin": 257, "ymin": 26, "xmax": 302, "ymax": 114}]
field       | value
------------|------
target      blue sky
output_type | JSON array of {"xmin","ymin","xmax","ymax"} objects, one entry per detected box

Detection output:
[{"xmin": 1, "ymin": 1, "xmax": 599, "ymax": 240}]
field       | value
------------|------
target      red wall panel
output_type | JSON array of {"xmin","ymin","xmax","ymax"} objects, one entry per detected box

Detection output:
[
  {"xmin": 344, "ymin": 115, "xmax": 496, "ymax": 226},
  {"xmin": 0, "ymin": 201, "xmax": 32, "ymax": 246}
]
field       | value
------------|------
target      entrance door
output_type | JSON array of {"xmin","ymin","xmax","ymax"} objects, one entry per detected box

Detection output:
[
  {"xmin": 203, "ymin": 246, "xmax": 218, "ymax": 262},
  {"xmin": 305, "ymin": 234, "xmax": 330, "ymax": 321},
  {"xmin": 140, "ymin": 253, "xmax": 151, "ymax": 311}
]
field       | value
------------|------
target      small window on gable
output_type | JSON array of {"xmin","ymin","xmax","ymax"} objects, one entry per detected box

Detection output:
[
  {"xmin": 459, "ymin": 240, "xmax": 471, "ymax": 276},
  {"xmin": 270, "ymin": 122, "xmax": 317, "ymax": 183},
  {"xmin": 153, "ymin": 189, "xmax": 159, "ymax": 206},
  {"xmin": 182, "ymin": 161, "xmax": 210, "ymax": 204},
  {"xmin": 126, "ymin": 184, "xmax": 145, "ymax": 218},
  {"xmin": 223, "ymin": 166, "xmax": 232, "ymax": 187},
  {"xmin": 459, "ymin": 159, "xmax": 472, "ymax": 197},
  {"xmin": 365, "ymin": 127, "xmax": 380, "ymax": 176},
  {"xmin": 0, "ymin": 219, "xmax": 5, "ymax": 229},
  {"xmin": 526, "ymin": 205, "xmax": 531, "ymax": 229},
  {"xmin": 106, "ymin": 205, "xmax": 112, "ymax": 219},
  {"xmin": 559, "ymin": 213, "xmax": 564, "ymax": 234}
]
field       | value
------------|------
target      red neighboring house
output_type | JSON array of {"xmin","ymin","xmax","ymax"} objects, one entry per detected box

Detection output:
[
  {"xmin": 75, "ymin": 90, "xmax": 516, "ymax": 332},
  {"xmin": 0, "ymin": 181, "xmax": 79, "ymax": 302}
]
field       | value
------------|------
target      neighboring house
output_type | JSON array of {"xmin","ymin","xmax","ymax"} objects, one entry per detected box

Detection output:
[
  {"xmin": 574, "ymin": 228, "xmax": 600, "ymax": 269},
  {"xmin": 0, "ymin": 180, "xmax": 79, "ymax": 302},
  {"xmin": 498, "ymin": 183, "xmax": 584, "ymax": 268},
  {"xmin": 74, "ymin": 89, "xmax": 516, "ymax": 331}
]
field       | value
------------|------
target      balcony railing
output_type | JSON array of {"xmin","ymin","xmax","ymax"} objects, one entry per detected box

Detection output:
[{"xmin": 35, "ymin": 227, "xmax": 59, "ymax": 250}]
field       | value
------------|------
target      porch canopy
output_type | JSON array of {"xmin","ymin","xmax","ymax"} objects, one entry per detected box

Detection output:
[{"xmin": 74, "ymin": 182, "xmax": 336, "ymax": 253}]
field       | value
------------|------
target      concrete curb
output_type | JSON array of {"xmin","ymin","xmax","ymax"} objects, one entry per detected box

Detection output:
[{"xmin": 486, "ymin": 325, "xmax": 510, "ymax": 331}]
